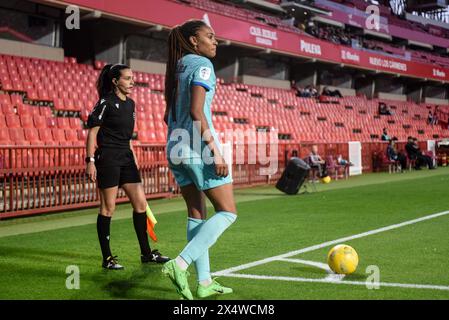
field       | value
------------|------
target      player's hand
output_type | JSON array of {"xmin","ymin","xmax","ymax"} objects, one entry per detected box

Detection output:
[
  {"xmin": 214, "ymin": 154, "xmax": 228, "ymax": 177},
  {"xmin": 86, "ymin": 162, "xmax": 96, "ymax": 182}
]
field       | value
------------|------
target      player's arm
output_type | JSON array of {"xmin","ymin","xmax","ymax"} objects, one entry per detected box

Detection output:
[
  {"xmin": 86, "ymin": 126, "xmax": 99, "ymax": 182},
  {"xmin": 129, "ymin": 140, "xmax": 139, "ymax": 169},
  {"xmin": 86, "ymin": 100, "xmax": 108, "ymax": 182},
  {"xmin": 164, "ymin": 101, "xmax": 169, "ymax": 125},
  {"xmin": 190, "ymin": 85, "xmax": 228, "ymax": 177}
]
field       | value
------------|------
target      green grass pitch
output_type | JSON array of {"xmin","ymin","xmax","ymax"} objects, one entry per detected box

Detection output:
[{"xmin": 1, "ymin": 167, "xmax": 449, "ymax": 300}]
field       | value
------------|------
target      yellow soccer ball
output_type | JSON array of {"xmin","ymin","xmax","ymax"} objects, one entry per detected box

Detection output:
[
  {"xmin": 327, "ymin": 244, "xmax": 359, "ymax": 275},
  {"xmin": 321, "ymin": 176, "xmax": 331, "ymax": 184}
]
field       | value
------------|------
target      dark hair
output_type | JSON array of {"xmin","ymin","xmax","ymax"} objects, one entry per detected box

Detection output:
[
  {"xmin": 165, "ymin": 19, "xmax": 208, "ymax": 119},
  {"xmin": 96, "ymin": 63, "xmax": 130, "ymax": 98}
]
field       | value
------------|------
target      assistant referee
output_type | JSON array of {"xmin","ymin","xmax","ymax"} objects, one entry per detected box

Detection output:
[{"xmin": 86, "ymin": 63, "xmax": 169, "ymax": 269}]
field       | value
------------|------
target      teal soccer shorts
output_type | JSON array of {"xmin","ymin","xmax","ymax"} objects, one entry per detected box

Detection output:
[{"xmin": 169, "ymin": 158, "xmax": 232, "ymax": 190}]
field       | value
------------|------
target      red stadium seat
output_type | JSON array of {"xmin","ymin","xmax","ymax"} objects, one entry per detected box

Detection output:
[
  {"xmin": 9, "ymin": 128, "xmax": 29, "ymax": 145},
  {"xmin": 47, "ymin": 117, "xmax": 57, "ymax": 128},
  {"xmin": 0, "ymin": 127, "xmax": 12, "ymax": 144},
  {"xmin": 24, "ymin": 128, "xmax": 44, "ymax": 145},
  {"xmin": 5, "ymin": 114, "xmax": 21, "ymax": 128},
  {"xmin": 51, "ymin": 128, "xmax": 65, "ymax": 140},
  {"xmin": 53, "ymin": 98, "xmax": 65, "ymax": 111},
  {"xmin": 65, "ymin": 129, "xmax": 78, "ymax": 143},
  {"xmin": 33, "ymin": 115, "xmax": 47, "ymax": 129},
  {"xmin": 77, "ymin": 129, "xmax": 88, "ymax": 142},
  {"xmin": 38, "ymin": 128, "xmax": 55, "ymax": 145},
  {"xmin": 69, "ymin": 117, "xmax": 81, "ymax": 129},
  {"xmin": 80, "ymin": 109, "xmax": 90, "ymax": 122},
  {"xmin": 10, "ymin": 94, "xmax": 24, "ymax": 107},
  {"xmin": 57, "ymin": 117, "xmax": 70, "ymax": 129},
  {"xmin": 0, "ymin": 94, "xmax": 11, "ymax": 105},
  {"xmin": 0, "ymin": 114, "xmax": 5, "ymax": 127},
  {"xmin": 52, "ymin": 128, "xmax": 71, "ymax": 146},
  {"xmin": 1, "ymin": 103, "xmax": 16, "ymax": 115},
  {"xmin": 39, "ymin": 107, "xmax": 53, "ymax": 117},
  {"xmin": 20, "ymin": 115, "xmax": 34, "ymax": 128}
]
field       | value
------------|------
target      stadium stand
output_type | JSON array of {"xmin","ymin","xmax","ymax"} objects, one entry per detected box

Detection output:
[
  {"xmin": 0, "ymin": 0, "xmax": 448, "ymax": 218},
  {"xmin": 1, "ymin": 53, "xmax": 448, "ymax": 148}
]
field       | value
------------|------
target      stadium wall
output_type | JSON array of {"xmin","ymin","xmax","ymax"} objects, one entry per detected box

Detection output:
[
  {"xmin": 36, "ymin": 0, "xmax": 449, "ymax": 83},
  {"xmin": 0, "ymin": 38, "xmax": 64, "ymax": 62},
  {"xmin": 238, "ymin": 75, "xmax": 291, "ymax": 90},
  {"xmin": 128, "ymin": 59, "xmax": 166, "ymax": 75}
]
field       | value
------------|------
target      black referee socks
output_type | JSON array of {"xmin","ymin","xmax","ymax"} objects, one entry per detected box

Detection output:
[
  {"xmin": 133, "ymin": 211, "xmax": 152, "ymax": 256},
  {"xmin": 97, "ymin": 214, "xmax": 112, "ymax": 260}
]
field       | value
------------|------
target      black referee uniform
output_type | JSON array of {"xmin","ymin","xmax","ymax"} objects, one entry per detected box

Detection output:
[{"xmin": 87, "ymin": 92, "xmax": 141, "ymax": 189}]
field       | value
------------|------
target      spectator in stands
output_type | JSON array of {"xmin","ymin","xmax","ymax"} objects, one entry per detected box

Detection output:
[
  {"xmin": 413, "ymin": 137, "xmax": 435, "ymax": 169},
  {"xmin": 162, "ymin": 19, "xmax": 236, "ymax": 300},
  {"xmin": 308, "ymin": 145, "xmax": 328, "ymax": 178},
  {"xmin": 86, "ymin": 63, "xmax": 169, "ymax": 270},
  {"xmin": 291, "ymin": 80, "xmax": 304, "ymax": 97},
  {"xmin": 337, "ymin": 154, "xmax": 352, "ymax": 166},
  {"xmin": 322, "ymin": 86, "xmax": 343, "ymax": 98},
  {"xmin": 427, "ymin": 110, "xmax": 433, "ymax": 125},
  {"xmin": 299, "ymin": 85, "xmax": 317, "ymax": 98},
  {"xmin": 379, "ymin": 102, "xmax": 392, "ymax": 115},
  {"xmin": 405, "ymin": 137, "xmax": 435, "ymax": 170},
  {"xmin": 381, "ymin": 128, "xmax": 390, "ymax": 141},
  {"xmin": 386, "ymin": 140, "xmax": 406, "ymax": 172},
  {"xmin": 432, "ymin": 109, "xmax": 439, "ymax": 125}
]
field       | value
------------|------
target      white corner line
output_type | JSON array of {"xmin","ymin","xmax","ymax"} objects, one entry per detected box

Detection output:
[
  {"xmin": 217, "ymin": 273, "xmax": 449, "ymax": 291},
  {"xmin": 213, "ymin": 210, "xmax": 449, "ymax": 276}
]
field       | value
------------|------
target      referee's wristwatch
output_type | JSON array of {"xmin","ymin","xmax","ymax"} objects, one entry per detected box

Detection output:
[{"xmin": 85, "ymin": 156, "xmax": 95, "ymax": 164}]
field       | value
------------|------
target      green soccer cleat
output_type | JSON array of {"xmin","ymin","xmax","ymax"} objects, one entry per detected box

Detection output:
[
  {"xmin": 196, "ymin": 278, "xmax": 233, "ymax": 298},
  {"xmin": 162, "ymin": 259, "xmax": 193, "ymax": 300}
]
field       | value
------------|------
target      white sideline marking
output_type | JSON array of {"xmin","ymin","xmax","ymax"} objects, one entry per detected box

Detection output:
[
  {"xmin": 213, "ymin": 210, "xmax": 449, "ymax": 277},
  {"xmin": 219, "ymin": 273, "xmax": 449, "ymax": 291}
]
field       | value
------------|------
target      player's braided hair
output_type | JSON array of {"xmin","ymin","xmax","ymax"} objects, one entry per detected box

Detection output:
[{"xmin": 165, "ymin": 19, "xmax": 207, "ymax": 121}]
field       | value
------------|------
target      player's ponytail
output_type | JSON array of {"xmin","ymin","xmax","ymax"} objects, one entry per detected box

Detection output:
[
  {"xmin": 96, "ymin": 63, "xmax": 130, "ymax": 98},
  {"xmin": 165, "ymin": 20, "xmax": 208, "ymax": 120}
]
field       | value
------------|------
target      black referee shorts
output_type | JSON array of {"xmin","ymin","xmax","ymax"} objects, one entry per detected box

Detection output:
[{"xmin": 94, "ymin": 148, "xmax": 142, "ymax": 189}]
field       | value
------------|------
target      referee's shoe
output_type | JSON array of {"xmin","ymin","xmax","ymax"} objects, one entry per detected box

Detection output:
[
  {"xmin": 102, "ymin": 256, "xmax": 124, "ymax": 270},
  {"xmin": 141, "ymin": 249, "xmax": 170, "ymax": 264}
]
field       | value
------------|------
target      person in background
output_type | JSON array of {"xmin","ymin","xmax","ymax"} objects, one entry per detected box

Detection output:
[
  {"xmin": 386, "ymin": 140, "xmax": 406, "ymax": 172},
  {"xmin": 308, "ymin": 145, "xmax": 327, "ymax": 178},
  {"xmin": 427, "ymin": 111, "xmax": 433, "ymax": 125},
  {"xmin": 381, "ymin": 128, "xmax": 390, "ymax": 141}
]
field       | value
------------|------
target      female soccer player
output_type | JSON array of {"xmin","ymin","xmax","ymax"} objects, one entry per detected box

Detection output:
[
  {"xmin": 161, "ymin": 20, "xmax": 237, "ymax": 300},
  {"xmin": 86, "ymin": 64, "xmax": 169, "ymax": 269}
]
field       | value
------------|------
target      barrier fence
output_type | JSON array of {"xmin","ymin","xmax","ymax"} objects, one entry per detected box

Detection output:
[{"xmin": 0, "ymin": 140, "xmax": 440, "ymax": 219}]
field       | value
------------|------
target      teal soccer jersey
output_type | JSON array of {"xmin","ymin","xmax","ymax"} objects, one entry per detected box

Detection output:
[
  {"xmin": 165, "ymin": 54, "xmax": 232, "ymax": 190},
  {"xmin": 167, "ymin": 53, "xmax": 218, "ymax": 160}
]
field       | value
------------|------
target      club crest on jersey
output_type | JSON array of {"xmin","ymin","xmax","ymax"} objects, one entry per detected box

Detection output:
[
  {"xmin": 115, "ymin": 103, "xmax": 119, "ymax": 109},
  {"xmin": 199, "ymin": 67, "xmax": 211, "ymax": 80}
]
